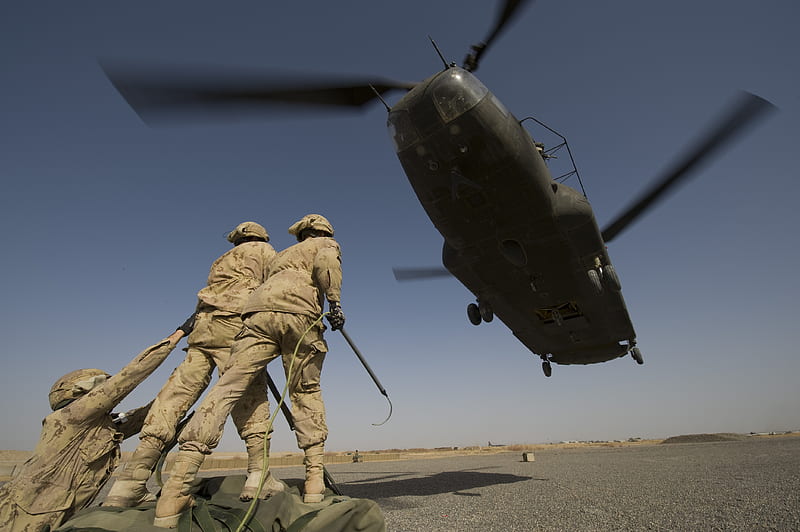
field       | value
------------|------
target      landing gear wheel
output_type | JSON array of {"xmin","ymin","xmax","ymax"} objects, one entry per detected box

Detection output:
[
  {"xmin": 601, "ymin": 264, "xmax": 621, "ymax": 291},
  {"xmin": 479, "ymin": 301, "xmax": 494, "ymax": 323},
  {"xmin": 631, "ymin": 347, "xmax": 644, "ymax": 365},
  {"xmin": 542, "ymin": 359, "xmax": 552, "ymax": 377},
  {"xmin": 467, "ymin": 303, "xmax": 481, "ymax": 326},
  {"xmin": 587, "ymin": 269, "xmax": 603, "ymax": 294}
]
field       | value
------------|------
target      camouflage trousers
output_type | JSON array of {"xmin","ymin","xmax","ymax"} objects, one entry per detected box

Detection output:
[
  {"xmin": 179, "ymin": 311, "xmax": 329, "ymax": 453},
  {"xmin": 140, "ymin": 310, "xmax": 270, "ymax": 448}
]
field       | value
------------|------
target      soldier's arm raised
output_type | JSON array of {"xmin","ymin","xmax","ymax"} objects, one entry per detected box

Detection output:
[{"xmin": 61, "ymin": 339, "xmax": 179, "ymax": 422}]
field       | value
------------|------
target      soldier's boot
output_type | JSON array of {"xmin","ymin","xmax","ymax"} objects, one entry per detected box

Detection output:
[
  {"xmin": 153, "ymin": 450, "xmax": 205, "ymax": 529},
  {"xmin": 303, "ymin": 442, "xmax": 326, "ymax": 503},
  {"xmin": 240, "ymin": 437, "xmax": 285, "ymax": 501},
  {"xmin": 104, "ymin": 439, "xmax": 163, "ymax": 507}
]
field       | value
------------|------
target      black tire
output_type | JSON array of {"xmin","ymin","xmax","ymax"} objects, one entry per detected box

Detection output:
[
  {"xmin": 479, "ymin": 301, "xmax": 494, "ymax": 323},
  {"xmin": 587, "ymin": 269, "xmax": 603, "ymax": 294},
  {"xmin": 467, "ymin": 303, "xmax": 482, "ymax": 326},
  {"xmin": 542, "ymin": 360, "xmax": 552, "ymax": 377},
  {"xmin": 631, "ymin": 347, "xmax": 644, "ymax": 365},
  {"xmin": 602, "ymin": 264, "xmax": 622, "ymax": 291}
]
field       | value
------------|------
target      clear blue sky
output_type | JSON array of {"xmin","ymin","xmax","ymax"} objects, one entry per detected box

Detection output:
[{"xmin": 1, "ymin": 1, "xmax": 798, "ymax": 453}]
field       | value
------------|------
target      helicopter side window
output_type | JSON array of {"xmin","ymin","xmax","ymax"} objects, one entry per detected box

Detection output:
[
  {"xmin": 431, "ymin": 68, "xmax": 489, "ymax": 123},
  {"xmin": 387, "ymin": 110, "xmax": 420, "ymax": 153}
]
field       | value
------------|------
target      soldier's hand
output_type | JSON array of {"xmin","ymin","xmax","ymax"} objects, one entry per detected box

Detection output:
[
  {"xmin": 327, "ymin": 301, "xmax": 345, "ymax": 331},
  {"xmin": 166, "ymin": 329, "xmax": 185, "ymax": 346}
]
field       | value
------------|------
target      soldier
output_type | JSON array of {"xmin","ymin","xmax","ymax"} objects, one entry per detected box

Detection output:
[
  {"xmin": 0, "ymin": 333, "xmax": 184, "ymax": 532},
  {"xmin": 153, "ymin": 214, "xmax": 344, "ymax": 528},
  {"xmin": 104, "ymin": 222, "xmax": 277, "ymax": 507}
]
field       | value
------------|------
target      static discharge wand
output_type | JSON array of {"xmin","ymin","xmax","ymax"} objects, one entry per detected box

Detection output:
[{"xmin": 338, "ymin": 327, "xmax": 393, "ymax": 426}]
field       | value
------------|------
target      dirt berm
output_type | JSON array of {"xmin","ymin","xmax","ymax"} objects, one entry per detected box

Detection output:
[{"xmin": 660, "ymin": 432, "xmax": 748, "ymax": 444}]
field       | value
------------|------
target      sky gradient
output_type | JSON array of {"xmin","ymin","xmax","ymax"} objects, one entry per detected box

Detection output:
[{"xmin": 1, "ymin": 1, "xmax": 798, "ymax": 453}]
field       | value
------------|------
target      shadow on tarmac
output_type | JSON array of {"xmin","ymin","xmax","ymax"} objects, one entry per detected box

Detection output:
[{"xmin": 296, "ymin": 469, "xmax": 544, "ymax": 499}]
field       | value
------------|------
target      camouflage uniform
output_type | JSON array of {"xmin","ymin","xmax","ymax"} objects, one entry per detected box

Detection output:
[
  {"xmin": 0, "ymin": 340, "xmax": 178, "ymax": 532},
  {"xmin": 180, "ymin": 234, "xmax": 341, "ymax": 452},
  {"xmin": 139, "ymin": 239, "xmax": 276, "ymax": 448},
  {"xmin": 105, "ymin": 230, "xmax": 276, "ymax": 507},
  {"xmin": 155, "ymin": 215, "xmax": 342, "ymax": 525}
]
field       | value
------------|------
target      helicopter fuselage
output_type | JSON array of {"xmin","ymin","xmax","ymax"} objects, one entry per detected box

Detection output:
[{"xmin": 388, "ymin": 66, "xmax": 636, "ymax": 365}]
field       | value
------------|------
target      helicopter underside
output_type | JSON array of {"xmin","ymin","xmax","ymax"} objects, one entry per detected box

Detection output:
[
  {"xmin": 441, "ymin": 190, "xmax": 637, "ymax": 367},
  {"xmin": 391, "ymin": 77, "xmax": 637, "ymax": 369}
]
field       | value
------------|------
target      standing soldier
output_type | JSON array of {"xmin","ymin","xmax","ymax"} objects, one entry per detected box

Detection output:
[
  {"xmin": 104, "ymin": 221, "xmax": 277, "ymax": 507},
  {"xmin": 153, "ymin": 214, "xmax": 345, "ymax": 528},
  {"xmin": 0, "ymin": 333, "xmax": 183, "ymax": 532}
]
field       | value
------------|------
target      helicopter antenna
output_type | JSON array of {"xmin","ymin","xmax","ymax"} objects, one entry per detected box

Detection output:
[
  {"xmin": 428, "ymin": 36, "xmax": 450, "ymax": 70},
  {"xmin": 369, "ymin": 84, "xmax": 391, "ymax": 112}
]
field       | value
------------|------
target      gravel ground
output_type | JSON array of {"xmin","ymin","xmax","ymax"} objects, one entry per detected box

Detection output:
[
  {"xmin": 312, "ymin": 436, "xmax": 800, "ymax": 531},
  {"xmin": 14, "ymin": 436, "xmax": 799, "ymax": 531}
]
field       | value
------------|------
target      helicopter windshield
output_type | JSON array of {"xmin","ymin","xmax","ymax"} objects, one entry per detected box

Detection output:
[{"xmin": 431, "ymin": 68, "xmax": 489, "ymax": 123}]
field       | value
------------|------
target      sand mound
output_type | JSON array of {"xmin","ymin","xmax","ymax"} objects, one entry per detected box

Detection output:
[{"xmin": 661, "ymin": 433, "xmax": 747, "ymax": 444}]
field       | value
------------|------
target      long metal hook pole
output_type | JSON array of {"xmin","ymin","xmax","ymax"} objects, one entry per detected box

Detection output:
[
  {"xmin": 339, "ymin": 327, "xmax": 393, "ymax": 426},
  {"xmin": 263, "ymin": 370, "xmax": 342, "ymax": 496}
]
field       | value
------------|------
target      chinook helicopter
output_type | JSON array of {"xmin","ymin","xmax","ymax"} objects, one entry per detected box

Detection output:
[{"xmin": 101, "ymin": 0, "xmax": 773, "ymax": 376}]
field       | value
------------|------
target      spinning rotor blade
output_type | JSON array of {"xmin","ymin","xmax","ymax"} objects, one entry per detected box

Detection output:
[
  {"xmin": 463, "ymin": 0, "xmax": 534, "ymax": 72},
  {"xmin": 101, "ymin": 62, "xmax": 416, "ymax": 124},
  {"xmin": 392, "ymin": 267, "xmax": 452, "ymax": 281},
  {"xmin": 601, "ymin": 92, "xmax": 775, "ymax": 243}
]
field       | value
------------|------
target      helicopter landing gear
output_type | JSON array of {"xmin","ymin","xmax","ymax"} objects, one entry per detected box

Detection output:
[
  {"xmin": 467, "ymin": 300, "xmax": 493, "ymax": 325},
  {"xmin": 600, "ymin": 264, "xmax": 621, "ymax": 291},
  {"xmin": 479, "ymin": 301, "xmax": 494, "ymax": 322},
  {"xmin": 467, "ymin": 303, "xmax": 481, "ymax": 325},
  {"xmin": 630, "ymin": 347, "xmax": 644, "ymax": 365},
  {"xmin": 541, "ymin": 356, "xmax": 552, "ymax": 377},
  {"xmin": 587, "ymin": 269, "xmax": 603, "ymax": 294}
]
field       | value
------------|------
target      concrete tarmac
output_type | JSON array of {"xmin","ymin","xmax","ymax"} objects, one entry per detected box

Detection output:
[
  {"xmin": 75, "ymin": 435, "xmax": 800, "ymax": 530},
  {"xmin": 286, "ymin": 436, "xmax": 799, "ymax": 531}
]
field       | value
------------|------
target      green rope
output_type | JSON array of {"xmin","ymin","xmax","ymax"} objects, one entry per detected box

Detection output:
[{"xmin": 235, "ymin": 312, "xmax": 328, "ymax": 532}]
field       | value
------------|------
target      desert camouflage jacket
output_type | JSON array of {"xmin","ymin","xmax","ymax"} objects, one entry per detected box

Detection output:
[
  {"xmin": 242, "ymin": 236, "xmax": 341, "ymax": 318},
  {"xmin": 0, "ymin": 340, "xmax": 177, "ymax": 527},
  {"xmin": 196, "ymin": 241, "xmax": 276, "ymax": 314}
]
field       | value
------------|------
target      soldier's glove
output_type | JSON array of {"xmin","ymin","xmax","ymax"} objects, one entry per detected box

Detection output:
[{"xmin": 327, "ymin": 301, "xmax": 345, "ymax": 331}]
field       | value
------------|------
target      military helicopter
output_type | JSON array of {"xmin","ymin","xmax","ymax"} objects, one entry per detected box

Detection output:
[{"xmin": 101, "ymin": 0, "xmax": 773, "ymax": 376}]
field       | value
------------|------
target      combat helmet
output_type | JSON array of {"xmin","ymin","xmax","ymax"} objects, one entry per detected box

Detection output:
[
  {"xmin": 48, "ymin": 368, "xmax": 110, "ymax": 411},
  {"xmin": 288, "ymin": 214, "xmax": 334, "ymax": 241},
  {"xmin": 227, "ymin": 221, "xmax": 269, "ymax": 244}
]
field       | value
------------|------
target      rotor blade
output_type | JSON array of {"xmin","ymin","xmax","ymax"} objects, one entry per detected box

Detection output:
[
  {"xmin": 100, "ymin": 61, "xmax": 416, "ymax": 124},
  {"xmin": 601, "ymin": 92, "xmax": 776, "ymax": 243},
  {"xmin": 392, "ymin": 267, "xmax": 453, "ymax": 281},
  {"xmin": 463, "ymin": 0, "xmax": 534, "ymax": 72}
]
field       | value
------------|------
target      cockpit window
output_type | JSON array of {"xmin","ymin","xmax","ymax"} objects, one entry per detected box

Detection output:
[
  {"xmin": 431, "ymin": 68, "xmax": 489, "ymax": 123},
  {"xmin": 387, "ymin": 110, "xmax": 419, "ymax": 153}
]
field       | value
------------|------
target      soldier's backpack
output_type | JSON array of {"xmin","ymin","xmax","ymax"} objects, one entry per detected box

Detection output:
[{"xmin": 55, "ymin": 474, "xmax": 386, "ymax": 532}]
